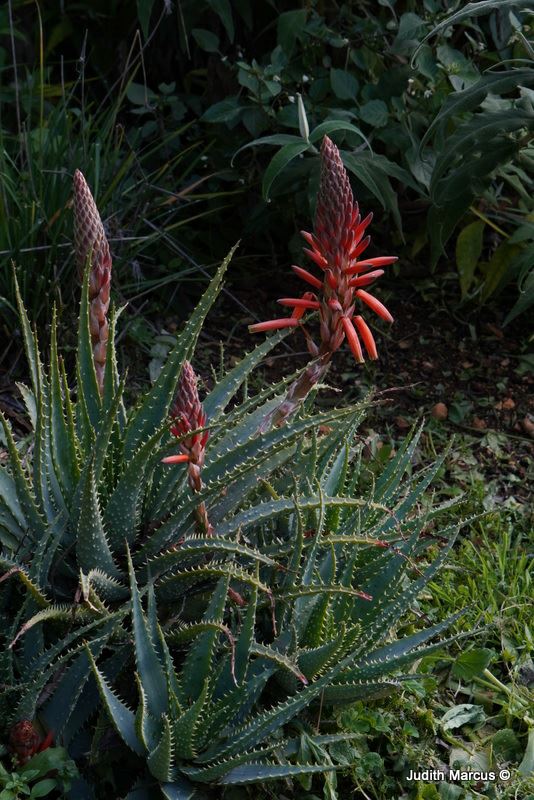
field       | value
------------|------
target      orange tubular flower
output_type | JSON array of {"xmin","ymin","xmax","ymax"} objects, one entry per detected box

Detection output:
[{"xmin": 249, "ymin": 135, "xmax": 396, "ymax": 364}]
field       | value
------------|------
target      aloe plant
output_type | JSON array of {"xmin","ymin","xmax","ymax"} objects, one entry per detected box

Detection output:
[{"xmin": 0, "ymin": 168, "xmax": 466, "ymax": 799}]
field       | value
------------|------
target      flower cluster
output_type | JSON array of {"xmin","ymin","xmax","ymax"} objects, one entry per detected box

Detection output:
[
  {"xmin": 73, "ymin": 170, "xmax": 112, "ymax": 395},
  {"xmin": 162, "ymin": 361, "xmax": 209, "ymax": 469},
  {"xmin": 250, "ymin": 135, "xmax": 396, "ymax": 365},
  {"xmin": 8, "ymin": 720, "xmax": 53, "ymax": 765},
  {"xmin": 162, "ymin": 361, "xmax": 212, "ymax": 535}
]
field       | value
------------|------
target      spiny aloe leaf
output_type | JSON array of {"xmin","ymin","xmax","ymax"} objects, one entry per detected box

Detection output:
[
  {"xmin": 135, "ymin": 672, "xmax": 161, "ymax": 753},
  {"xmin": 0, "ymin": 510, "xmax": 23, "ymax": 548},
  {"xmin": 124, "ymin": 246, "xmax": 236, "ymax": 459},
  {"xmin": 15, "ymin": 382, "xmax": 36, "ymax": 429},
  {"xmin": 321, "ymin": 678, "xmax": 402, "ymax": 704},
  {"xmin": 233, "ymin": 581, "xmax": 258, "ymax": 687},
  {"xmin": 39, "ymin": 620, "xmax": 118, "ymax": 738},
  {"xmin": 216, "ymin": 495, "xmax": 388, "ymax": 538},
  {"xmin": 283, "ymin": 732, "xmax": 361, "ymax": 756},
  {"xmin": 172, "ymin": 679, "xmax": 209, "ymax": 761},
  {"xmin": 0, "ymin": 465, "xmax": 26, "ymax": 530},
  {"xmin": 75, "ymin": 385, "xmax": 96, "ymax": 460},
  {"xmin": 147, "ymin": 713, "xmax": 175, "ymax": 782},
  {"xmin": 208, "ymin": 449, "xmax": 291, "ymax": 526},
  {"xmin": 149, "ymin": 373, "xmax": 305, "ymax": 520},
  {"xmin": 203, "ymin": 405, "xmax": 358, "ymax": 487},
  {"xmin": 27, "ymin": 613, "xmax": 124, "ymax": 677},
  {"xmin": 146, "ymin": 583, "xmax": 183, "ymax": 704},
  {"xmin": 322, "ymin": 441, "xmax": 350, "ymax": 532},
  {"xmin": 352, "ymin": 530, "xmax": 459, "ymax": 656},
  {"xmin": 76, "ymin": 461, "xmax": 120, "ymax": 577},
  {"xmin": 146, "ymin": 538, "xmax": 278, "ymax": 579},
  {"xmin": 10, "ymin": 603, "xmax": 94, "ymax": 649},
  {"xmin": 102, "ymin": 306, "xmax": 127, "ymax": 428},
  {"xmin": 0, "ymin": 560, "xmax": 49, "ymax": 607},
  {"xmin": 249, "ymin": 642, "xmax": 307, "ymax": 684},
  {"xmin": 302, "ymin": 488, "xmax": 327, "ymax": 587},
  {"xmin": 212, "ymin": 573, "xmax": 260, "ymax": 700},
  {"xmin": 92, "ymin": 372, "xmax": 127, "ymax": 483},
  {"xmin": 197, "ymin": 672, "xmax": 334, "ymax": 763},
  {"xmin": 56, "ymin": 644, "xmax": 128, "ymax": 748},
  {"xmin": 349, "ymin": 526, "xmax": 422, "ymax": 625},
  {"xmin": 84, "ymin": 569, "xmax": 128, "ymax": 602},
  {"xmin": 159, "ymin": 777, "xmax": 199, "ymax": 800},
  {"xmin": 49, "ymin": 308, "xmax": 79, "ymax": 498},
  {"xmin": 166, "ymin": 621, "xmax": 234, "ymax": 648},
  {"xmin": 180, "ymin": 746, "xmax": 275, "ymax": 783},
  {"xmin": 298, "ymin": 626, "xmax": 347, "ymax": 681},
  {"xmin": 0, "ymin": 413, "xmax": 48, "ymax": 542},
  {"xmin": 88, "ymin": 648, "xmax": 144, "ymax": 755},
  {"xmin": 181, "ymin": 576, "xmax": 230, "ymax": 702},
  {"xmin": 280, "ymin": 502, "xmax": 305, "ymax": 596},
  {"xmin": 127, "ymin": 547, "xmax": 168, "ymax": 720},
  {"xmin": 372, "ymin": 419, "xmax": 424, "ymax": 504},
  {"xmin": 220, "ymin": 762, "xmax": 337, "ymax": 785},
  {"xmin": 349, "ymin": 612, "xmax": 466, "ymax": 681},
  {"xmin": 375, "ymin": 452, "xmax": 449, "ymax": 536},
  {"xmin": 58, "ymin": 355, "xmax": 82, "ymax": 485},
  {"xmin": 316, "ymin": 399, "xmax": 369, "ymax": 484},
  {"xmin": 103, "ymin": 423, "xmax": 167, "ymax": 550},
  {"xmin": 292, "ymin": 491, "xmax": 329, "ymax": 642},
  {"xmin": 13, "ymin": 616, "xmax": 118, "ymax": 723},
  {"xmin": 13, "ymin": 275, "xmax": 42, "ymax": 397},
  {"xmin": 31, "ymin": 359, "xmax": 60, "ymax": 524},
  {"xmin": 203, "ymin": 329, "xmax": 292, "ymax": 422},
  {"xmin": 156, "ymin": 564, "xmax": 271, "ymax": 604},
  {"xmin": 197, "ymin": 665, "xmax": 276, "ymax": 748}
]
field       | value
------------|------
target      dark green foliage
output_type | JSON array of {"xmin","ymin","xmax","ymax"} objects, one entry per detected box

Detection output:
[{"xmin": 2, "ymin": 0, "xmax": 533, "ymax": 343}]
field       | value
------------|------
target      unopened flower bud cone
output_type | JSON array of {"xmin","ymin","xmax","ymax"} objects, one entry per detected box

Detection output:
[{"xmin": 73, "ymin": 169, "xmax": 112, "ymax": 396}]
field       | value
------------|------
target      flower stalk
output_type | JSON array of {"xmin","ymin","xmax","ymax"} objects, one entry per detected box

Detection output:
[
  {"xmin": 251, "ymin": 135, "xmax": 397, "ymax": 429},
  {"xmin": 73, "ymin": 170, "xmax": 112, "ymax": 396}
]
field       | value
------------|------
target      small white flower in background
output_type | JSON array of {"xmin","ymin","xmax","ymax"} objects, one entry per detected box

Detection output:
[
  {"xmin": 424, "ymin": 89, "xmax": 433, "ymax": 99},
  {"xmin": 302, "ymin": 74, "xmax": 309, "ymax": 83},
  {"xmin": 273, "ymin": 75, "xmax": 281, "ymax": 82},
  {"xmin": 288, "ymin": 95, "xmax": 295, "ymax": 103},
  {"xmin": 297, "ymin": 93, "xmax": 310, "ymax": 141}
]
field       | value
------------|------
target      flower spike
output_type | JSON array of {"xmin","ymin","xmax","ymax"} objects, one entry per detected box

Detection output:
[
  {"xmin": 252, "ymin": 135, "xmax": 397, "ymax": 429},
  {"xmin": 162, "ymin": 361, "xmax": 212, "ymax": 535},
  {"xmin": 73, "ymin": 169, "xmax": 112, "ymax": 396}
]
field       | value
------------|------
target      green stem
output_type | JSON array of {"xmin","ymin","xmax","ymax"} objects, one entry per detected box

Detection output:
[{"xmin": 469, "ymin": 206, "xmax": 508, "ymax": 239}]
